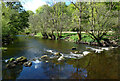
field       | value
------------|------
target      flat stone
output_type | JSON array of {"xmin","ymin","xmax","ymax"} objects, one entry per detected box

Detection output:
[
  {"xmin": 41, "ymin": 55, "xmax": 48, "ymax": 59},
  {"xmin": 23, "ymin": 61, "xmax": 32, "ymax": 67}
]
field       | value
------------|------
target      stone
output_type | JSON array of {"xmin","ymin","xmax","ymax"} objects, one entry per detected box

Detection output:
[
  {"xmin": 45, "ymin": 61, "xmax": 48, "ymax": 63},
  {"xmin": 8, "ymin": 58, "xmax": 15, "ymax": 63},
  {"xmin": 72, "ymin": 47, "xmax": 77, "ymax": 50},
  {"xmin": 74, "ymin": 51, "xmax": 79, "ymax": 54},
  {"xmin": 16, "ymin": 56, "xmax": 27, "ymax": 63},
  {"xmin": 18, "ymin": 62, "xmax": 24, "ymax": 65},
  {"xmin": 33, "ymin": 58, "xmax": 36, "ymax": 61},
  {"xmin": 6, "ymin": 58, "xmax": 18, "ymax": 68},
  {"xmin": 6, "ymin": 63, "xmax": 16, "ymax": 68},
  {"xmin": 12, "ymin": 61, "xmax": 18, "ymax": 64},
  {"xmin": 38, "ymin": 58, "xmax": 41, "ymax": 61},
  {"xmin": 54, "ymin": 52, "xmax": 61, "ymax": 56},
  {"xmin": 41, "ymin": 55, "xmax": 48, "ymax": 59},
  {"xmin": 72, "ymin": 51, "xmax": 82, "ymax": 54},
  {"xmin": 58, "ymin": 56, "xmax": 65, "ymax": 61},
  {"xmin": 23, "ymin": 61, "xmax": 32, "ymax": 67}
]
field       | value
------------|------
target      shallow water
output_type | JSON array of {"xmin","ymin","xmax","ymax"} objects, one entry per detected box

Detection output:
[{"xmin": 2, "ymin": 36, "xmax": 119, "ymax": 79}]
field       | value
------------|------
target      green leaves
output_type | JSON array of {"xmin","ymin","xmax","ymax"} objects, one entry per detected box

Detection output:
[{"xmin": 2, "ymin": 1, "xmax": 29, "ymax": 38}]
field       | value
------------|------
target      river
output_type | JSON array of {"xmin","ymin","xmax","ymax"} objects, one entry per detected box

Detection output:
[{"xmin": 2, "ymin": 36, "xmax": 119, "ymax": 79}]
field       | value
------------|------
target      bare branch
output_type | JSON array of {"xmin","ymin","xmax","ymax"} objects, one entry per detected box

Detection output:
[{"xmin": 71, "ymin": 2, "xmax": 80, "ymax": 11}]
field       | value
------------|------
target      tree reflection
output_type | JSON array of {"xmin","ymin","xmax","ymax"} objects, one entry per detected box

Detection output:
[
  {"xmin": 66, "ymin": 54, "xmax": 92, "ymax": 79},
  {"xmin": 41, "ymin": 60, "xmax": 75, "ymax": 79},
  {"xmin": 40, "ymin": 55, "xmax": 91, "ymax": 79}
]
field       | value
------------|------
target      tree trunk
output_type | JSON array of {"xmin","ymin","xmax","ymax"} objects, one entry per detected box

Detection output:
[
  {"xmin": 42, "ymin": 32, "xmax": 48, "ymax": 39},
  {"xmin": 57, "ymin": 31, "xmax": 61, "ymax": 40},
  {"xmin": 77, "ymin": 32, "xmax": 82, "ymax": 41},
  {"xmin": 60, "ymin": 29, "xmax": 62, "ymax": 37},
  {"xmin": 52, "ymin": 34, "xmax": 56, "ymax": 40},
  {"xmin": 71, "ymin": 2, "xmax": 82, "ymax": 41},
  {"xmin": 48, "ymin": 31, "xmax": 56, "ymax": 40},
  {"xmin": 78, "ymin": 2, "xmax": 82, "ymax": 41},
  {"xmin": 95, "ymin": 38, "xmax": 103, "ymax": 46},
  {"xmin": 34, "ymin": 31, "xmax": 37, "ymax": 35},
  {"xmin": 89, "ymin": 32, "xmax": 103, "ymax": 46},
  {"xmin": 51, "ymin": 30, "xmax": 56, "ymax": 40}
]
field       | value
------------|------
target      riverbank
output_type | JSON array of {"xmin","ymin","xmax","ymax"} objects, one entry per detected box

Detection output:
[
  {"xmin": 34, "ymin": 32, "xmax": 120, "ymax": 47},
  {"xmin": 0, "ymin": 47, "xmax": 7, "ymax": 51}
]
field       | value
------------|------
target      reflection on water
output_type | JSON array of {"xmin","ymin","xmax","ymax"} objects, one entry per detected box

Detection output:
[
  {"xmin": 2, "ymin": 36, "xmax": 119, "ymax": 79},
  {"xmin": 70, "ymin": 68, "xmax": 87, "ymax": 79},
  {"xmin": 2, "ymin": 64, "xmax": 23, "ymax": 79}
]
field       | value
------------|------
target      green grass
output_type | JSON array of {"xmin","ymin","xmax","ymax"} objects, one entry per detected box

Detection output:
[
  {"xmin": 66, "ymin": 33, "xmax": 94, "ymax": 42},
  {"xmin": 61, "ymin": 33, "xmax": 77, "ymax": 39},
  {"xmin": 34, "ymin": 33, "xmax": 43, "ymax": 37},
  {"xmin": 0, "ymin": 47, "xmax": 7, "ymax": 50},
  {"xmin": 35, "ymin": 32, "xmax": 119, "ymax": 44},
  {"xmin": 81, "ymin": 34, "xmax": 94, "ymax": 42},
  {"xmin": 35, "ymin": 32, "xmax": 94, "ymax": 42},
  {"xmin": 69, "ymin": 35, "xmax": 79, "ymax": 42}
]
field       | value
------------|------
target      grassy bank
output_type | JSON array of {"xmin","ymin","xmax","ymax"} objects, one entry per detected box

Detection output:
[
  {"xmin": 35, "ymin": 32, "xmax": 120, "ymax": 45},
  {"xmin": 34, "ymin": 33, "xmax": 43, "ymax": 37},
  {"xmin": 35, "ymin": 32, "xmax": 93, "ymax": 42},
  {"xmin": 0, "ymin": 47, "xmax": 7, "ymax": 51},
  {"xmin": 64, "ymin": 33, "xmax": 94, "ymax": 43}
]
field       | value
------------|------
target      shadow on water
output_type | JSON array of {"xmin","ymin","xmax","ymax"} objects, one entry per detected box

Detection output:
[
  {"xmin": 2, "ymin": 36, "xmax": 119, "ymax": 79},
  {"xmin": 2, "ymin": 63, "xmax": 23, "ymax": 80}
]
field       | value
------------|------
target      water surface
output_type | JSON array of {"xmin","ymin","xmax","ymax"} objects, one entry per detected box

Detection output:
[{"xmin": 2, "ymin": 36, "xmax": 119, "ymax": 79}]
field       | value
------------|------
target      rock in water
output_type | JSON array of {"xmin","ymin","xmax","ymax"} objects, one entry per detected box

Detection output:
[
  {"xmin": 46, "ymin": 61, "xmax": 48, "ymax": 63},
  {"xmin": 23, "ymin": 61, "xmax": 32, "ymax": 67},
  {"xmin": 12, "ymin": 61, "xmax": 17, "ymax": 64},
  {"xmin": 41, "ymin": 55, "xmax": 48, "ymax": 59},
  {"xmin": 16, "ymin": 56, "xmax": 27, "ymax": 63},
  {"xmin": 6, "ymin": 62, "xmax": 16, "ymax": 69},
  {"xmin": 74, "ymin": 51, "xmax": 79, "ymax": 54},
  {"xmin": 33, "ymin": 58, "xmax": 36, "ymax": 61},
  {"xmin": 101, "ymin": 47, "xmax": 109, "ymax": 51},
  {"xmin": 7, "ymin": 58, "xmax": 15, "ymax": 63},
  {"xmin": 72, "ymin": 47, "xmax": 77, "ymax": 50},
  {"xmin": 6, "ymin": 58, "xmax": 17, "ymax": 68},
  {"xmin": 58, "ymin": 56, "xmax": 64, "ymax": 61},
  {"xmin": 74, "ymin": 51, "xmax": 82, "ymax": 54},
  {"xmin": 54, "ymin": 52, "xmax": 61, "ymax": 56},
  {"xmin": 83, "ymin": 51, "xmax": 90, "ymax": 56}
]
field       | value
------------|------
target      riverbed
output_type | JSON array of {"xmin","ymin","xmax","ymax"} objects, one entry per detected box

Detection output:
[{"xmin": 2, "ymin": 36, "xmax": 119, "ymax": 79}]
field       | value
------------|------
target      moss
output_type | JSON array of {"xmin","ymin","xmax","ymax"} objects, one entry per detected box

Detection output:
[
  {"xmin": 9, "ymin": 58, "xmax": 15, "ymax": 62},
  {"xmin": 16, "ymin": 56, "xmax": 27, "ymax": 62}
]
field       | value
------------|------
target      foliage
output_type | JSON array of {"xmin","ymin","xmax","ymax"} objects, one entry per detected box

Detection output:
[
  {"xmin": 2, "ymin": 1, "xmax": 29, "ymax": 39},
  {"xmin": 2, "ymin": 1, "xmax": 119, "ymax": 46}
]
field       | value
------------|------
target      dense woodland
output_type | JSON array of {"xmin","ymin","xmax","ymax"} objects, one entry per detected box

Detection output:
[{"xmin": 1, "ymin": 1, "xmax": 120, "ymax": 46}]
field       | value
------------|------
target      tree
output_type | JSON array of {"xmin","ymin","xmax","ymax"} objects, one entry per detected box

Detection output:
[
  {"xmin": 2, "ymin": 1, "xmax": 29, "ymax": 43},
  {"xmin": 27, "ymin": 10, "xmax": 34, "ymax": 15},
  {"xmin": 70, "ymin": 2, "xmax": 89, "ymax": 41},
  {"xmin": 86, "ymin": 2, "xmax": 118, "ymax": 46},
  {"xmin": 28, "ymin": 14, "xmax": 40, "ymax": 35},
  {"xmin": 51, "ymin": 2, "xmax": 70, "ymax": 39}
]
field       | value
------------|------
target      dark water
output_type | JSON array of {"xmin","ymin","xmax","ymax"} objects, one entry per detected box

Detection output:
[{"xmin": 2, "ymin": 36, "xmax": 119, "ymax": 79}]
